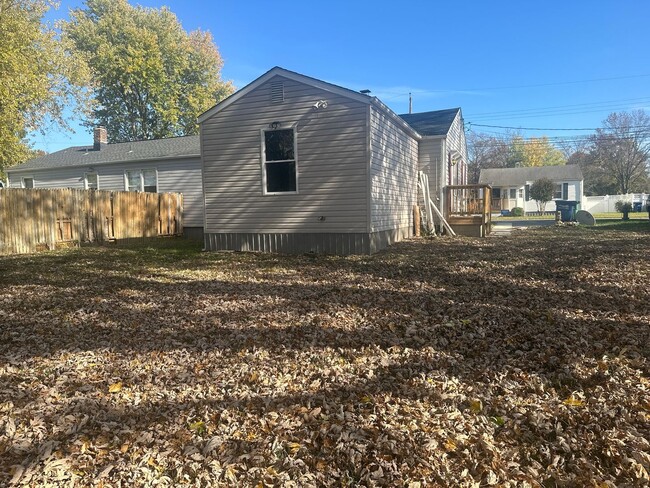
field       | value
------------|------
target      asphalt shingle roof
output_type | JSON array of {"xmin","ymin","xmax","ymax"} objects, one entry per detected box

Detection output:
[
  {"xmin": 9, "ymin": 135, "xmax": 200, "ymax": 172},
  {"xmin": 478, "ymin": 166, "xmax": 584, "ymax": 186},
  {"xmin": 398, "ymin": 108, "xmax": 460, "ymax": 136}
]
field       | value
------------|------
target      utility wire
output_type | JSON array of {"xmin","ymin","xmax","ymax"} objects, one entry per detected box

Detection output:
[{"xmin": 468, "ymin": 122, "xmax": 650, "ymax": 131}]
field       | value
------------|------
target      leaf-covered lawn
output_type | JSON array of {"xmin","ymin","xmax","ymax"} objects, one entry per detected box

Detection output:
[{"xmin": 1, "ymin": 226, "xmax": 649, "ymax": 487}]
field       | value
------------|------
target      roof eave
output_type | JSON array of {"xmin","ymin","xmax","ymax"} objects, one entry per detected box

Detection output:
[
  {"xmin": 371, "ymin": 98, "xmax": 422, "ymax": 140},
  {"xmin": 6, "ymin": 153, "xmax": 201, "ymax": 173}
]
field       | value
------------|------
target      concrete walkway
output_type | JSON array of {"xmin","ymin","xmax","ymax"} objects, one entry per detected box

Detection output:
[{"xmin": 491, "ymin": 219, "xmax": 555, "ymax": 236}]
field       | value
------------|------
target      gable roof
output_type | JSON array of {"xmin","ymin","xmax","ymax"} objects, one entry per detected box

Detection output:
[
  {"xmin": 478, "ymin": 165, "xmax": 584, "ymax": 186},
  {"xmin": 399, "ymin": 108, "xmax": 461, "ymax": 136},
  {"xmin": 198, "ymin": 66, "xmax": 421, "ymax": 140},
  {"xmin": 8, "ymin": 135, "xmax": 200, "ymax": 172}
]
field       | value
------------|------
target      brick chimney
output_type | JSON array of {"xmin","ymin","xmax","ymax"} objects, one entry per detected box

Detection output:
[{"xmin": 93, "ymin": 126, "xmax": 108, "ymax": 150}]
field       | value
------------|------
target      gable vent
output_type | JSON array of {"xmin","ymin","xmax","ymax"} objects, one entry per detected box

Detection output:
[{"xmin": 270, "ymin": 81, "xmax": 284, "ymax": 103}]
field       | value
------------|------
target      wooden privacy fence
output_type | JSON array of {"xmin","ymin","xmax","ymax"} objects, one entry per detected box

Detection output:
[{"xmin": 0, "ymin": 189, "xmax": 183, "ymax": 255}]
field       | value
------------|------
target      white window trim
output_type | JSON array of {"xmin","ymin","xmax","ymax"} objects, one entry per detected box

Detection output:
[
  {"xmin": 124, "ymin": 169, "xmax": 158, "ymax": 193},
  {"xmin": 553, "ymin": 183, "xmax": 563, "ymax": 200},
  {"xmin": 21, "ymin": 176, "xmax": 35, "ymax": 189},
  {"xmin": 260, "ymin": 124, "xmax": 299, "ymax": 195},
  {"xmin": 84, "ymin": 172, "xmax": 100, "ymax": 190}
]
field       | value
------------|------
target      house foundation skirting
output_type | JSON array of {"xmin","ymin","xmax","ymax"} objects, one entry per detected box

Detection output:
[
  {"xmin": 204, "ymin": 227, "xmax": 411, "ymax": 255},
  {"xmin": 182, "ymin": 227, "xmax": 204, "ymax": 240}
]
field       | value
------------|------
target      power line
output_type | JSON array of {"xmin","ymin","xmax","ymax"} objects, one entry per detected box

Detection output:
[
  {"xmin": 457, "ymin": 73, "xmax": 650, "ymax": 92},
  {"xmin": 466, "ymin": 99, "xmax": 650, "ymax": 122},
  {"xmin": 468, "ymin": 122, "xmax": 650, "ymax": 131},
  {"xmin": 466, "ymin": 96, "xmax": 650, "ymax": 117}
]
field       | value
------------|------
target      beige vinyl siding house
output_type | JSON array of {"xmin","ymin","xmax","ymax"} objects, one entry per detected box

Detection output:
[
  {"xmin": 400, "ymin": 108, "xmax": 468, "ymax": 212},
  {"xmin": 6, "ymin": 134, "xmax": 204, "ymax": 236},
  {"xmin": 199, "ymin": 67, "xmax": 421, "ymax": 254}
]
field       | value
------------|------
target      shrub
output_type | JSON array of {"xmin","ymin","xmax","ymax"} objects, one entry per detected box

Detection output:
[
  {"xmin": 614, "ymin": 201, "xmax": 632, "ymax": 213},
  {"xmin": 530, "ymin": 178, "xmax": 555, "ymax": 212},
  {"xmin": 511, "ymin": 207, "xmax": 524, "ymax": 217}
]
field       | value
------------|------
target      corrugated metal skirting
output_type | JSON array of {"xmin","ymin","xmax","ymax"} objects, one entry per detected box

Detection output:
[{"xmin": 204, "ymin": 228, "xmax": 411, "ymax": 255}]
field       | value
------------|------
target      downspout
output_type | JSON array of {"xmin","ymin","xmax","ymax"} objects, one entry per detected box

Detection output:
[{"xmin": 440, "ymin": 138, "xmax": 447, "ymax": 219}]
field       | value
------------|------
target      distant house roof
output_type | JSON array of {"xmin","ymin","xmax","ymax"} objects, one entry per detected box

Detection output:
[
  {"xmin": 399, "ymin": 108, "xmax": 461, "ymax": 136},
  {"xmin": 478, "ymin": 166, "xmax": 584, "ymax": 186},
  {"xmin": 8, "ymin": 135, "xmax": 200, "ymax": 172}
]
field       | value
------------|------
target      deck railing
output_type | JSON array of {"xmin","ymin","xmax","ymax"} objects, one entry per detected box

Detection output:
[{"xmin": 444, "ymin": 184, "xmax": 493, "ymax": 236}]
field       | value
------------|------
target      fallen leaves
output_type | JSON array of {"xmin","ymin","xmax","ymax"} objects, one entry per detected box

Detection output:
[{"xmin": 0, "ymin": 227, "xmax": 649, "ymax": 485}]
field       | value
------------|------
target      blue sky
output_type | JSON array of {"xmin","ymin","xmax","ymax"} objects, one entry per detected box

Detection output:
[{"xmin": 36, "ymin": 0, "xmax": 650, "ymax": 152}]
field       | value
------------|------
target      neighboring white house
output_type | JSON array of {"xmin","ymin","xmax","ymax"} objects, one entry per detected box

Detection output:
[
  {"xmin": 198, "ymin": 66, "xmax": 468, "ymax": 254},
  {"xmin": 6, "ymin": 128, "xmax": 204, "ymax": 238},
  {"xmin": 478, "ymin": 165, "xmax": 584, "ymax": 213}
]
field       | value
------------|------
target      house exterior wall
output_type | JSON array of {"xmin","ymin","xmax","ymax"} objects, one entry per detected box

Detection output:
[
  {"xmin": 417, "ymin": 137, "xmax": 444, "ymax": 207},
  {"xmin": 369, "ymin": 105, "xmax": 419, "ymax": 236},
  {"xmin": 7, "ymin": 158, "xmax": 203, "ymax": 227},
  {"xmin": 446, "ymin": 112, "xmax": 468, "ymax": 186},
  {"xmin": 201, "ymin": 75, "xmax": 376, "ymax": 253}
]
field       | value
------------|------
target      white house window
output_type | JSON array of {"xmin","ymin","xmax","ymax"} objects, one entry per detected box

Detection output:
[
  {"xmin": 85, "ymin": 172, "xmax": 99, "ymax": 190},
  {"xmin": 518, "ymin": 188, "xmax": 524, "ymax": 198},
  {"xmin": 142, "ymin": 169, "xmax": 157, "ymax": 192},
  {"xmin": 22, "ymin": 177, "xmax": 34, "ymax": 189},
  {"xmin": 262, "ymin": 128, "xmax": 297, "ymax": 193},
  {"xmin": 125, "ymin": 169, "xmax": 158, "ymax": 193},
  {"xmin": 553, "ymin": 183, "xmax": 562, "ymax": 200},
  {"xmin": 509, "ymin": 188, "xmax": 517, "ymax": 199}
]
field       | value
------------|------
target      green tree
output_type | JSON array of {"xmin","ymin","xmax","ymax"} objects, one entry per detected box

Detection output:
[
  {"xmin": 63, "ymin": 0, "xmax": 234, "ymax": 142},
  {"xmin": 589, "ymin": 111, "xmax": 650, "ymax": 194},
  {"xmin": 0, "ymin": 0, "xmax": 87, "ymax": 178},
  {"xmin": 530, "ymin": 177, "xmax": 555, "ymax": 212}
]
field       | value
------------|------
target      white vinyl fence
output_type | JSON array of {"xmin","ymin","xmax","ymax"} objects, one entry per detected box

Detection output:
[{"xmin": 583, "ymin": 193, "xmax": 649, "ymax": 213}]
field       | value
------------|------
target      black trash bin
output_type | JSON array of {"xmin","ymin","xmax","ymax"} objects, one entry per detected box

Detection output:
[
  {"xmin": 555, "ymin": 200, "xmax": 578, "ymax": 222},
  {"xmin": 633, "ymin": 202, "xmax": 642, "ymax": 212}
]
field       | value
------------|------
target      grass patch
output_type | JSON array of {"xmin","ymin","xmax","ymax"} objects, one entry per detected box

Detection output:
[
  {"xmin": 592, "ymin": 211, "xmax": 648, "ymax": 219},
  {"xmin": 592, "ymin": 219, "xmax": 650, "ymax": 232}
]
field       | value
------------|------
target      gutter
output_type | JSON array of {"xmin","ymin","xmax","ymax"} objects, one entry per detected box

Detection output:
[{"xmin": 6, "ymin": 153, "xmax": 202, "ymax": 174}]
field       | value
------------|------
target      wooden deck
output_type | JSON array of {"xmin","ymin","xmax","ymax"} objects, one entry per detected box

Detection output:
[{"xmin": 445, "ymin": 185, "xmax": 493, "ymax": 237}]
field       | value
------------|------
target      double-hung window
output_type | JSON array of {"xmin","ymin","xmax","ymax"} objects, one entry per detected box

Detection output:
[
  {"xmin": 85, "ymin": 172, "xmax": 99, "ymax": 190},
  {"xmin": 125, "ymin": 169, "xmax": 157, "ymax": 192},
  {"xmin": 553, "ymin": 183, "xmax": 563, "ymax": 200},
  {"xmin": 22, "ymin": 177, "xmax": 34, "ymax": 189},
  {"xmin": 262, "ymin": 127, "xmax": 297, "ymax": 194}
]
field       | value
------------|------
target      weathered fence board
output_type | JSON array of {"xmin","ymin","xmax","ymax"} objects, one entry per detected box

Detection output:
[{"xmin": 0, "ymin": 189, "xmax": 183, "ymax": 255}]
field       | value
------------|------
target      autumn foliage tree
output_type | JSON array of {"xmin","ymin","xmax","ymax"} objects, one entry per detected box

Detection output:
[
  {"xmin": 63, "ymin": 0, "xmax": 234, "ymax": 142},
  {"xmin": 467, "ymin": 132, "xmax": 566, "ymax": 183},
  {"xmin": 0, "ymin": 0, "xmax": 87, "ymax": 177},
  {"xmin": 509, "ymin": 136, "xmax": 566, "ymax": 167}
]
